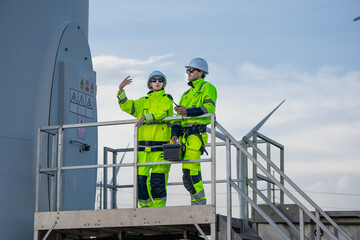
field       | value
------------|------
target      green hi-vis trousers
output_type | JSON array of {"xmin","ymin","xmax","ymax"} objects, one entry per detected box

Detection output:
[
  {"xmin": 137, "ymin": 150, "xmax": 170, "ymax": 207},
  {"xmin": 181, "ymin": 133, "xmax": 208, "ymax": 205}
]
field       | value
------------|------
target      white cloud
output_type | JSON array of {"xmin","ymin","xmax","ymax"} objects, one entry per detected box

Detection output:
[
  {"xmin": 304, "ymin": 181, "xmax": 324, "ymax": 192},
  {"xmin": 336, "ymin": 175, "xmax": 350, "ymax": 190},
  {"xmin": 93, "ymin": 54, "xmax": 175, "ymax": 85},
  {"xmin": 94, "ymin": 54, "xmax": 174, "ymax": 69}
]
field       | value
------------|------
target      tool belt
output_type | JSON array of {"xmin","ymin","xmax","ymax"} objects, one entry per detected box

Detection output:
[
  {"xmin": 181, "ymin": 124, "xmax": 207, "ymax": 137},
  {"xmin": 138, "ymin": 141, "xmax": 168, "ymax": 152},
  {"xmin": 181, "ymin": 125, "xmax": 208, "ymax": 155}
]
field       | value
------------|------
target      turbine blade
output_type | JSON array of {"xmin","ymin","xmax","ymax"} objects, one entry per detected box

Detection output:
[{"xmin": 244, "ymin": 99, "xmax": 286, "ymax": 139}]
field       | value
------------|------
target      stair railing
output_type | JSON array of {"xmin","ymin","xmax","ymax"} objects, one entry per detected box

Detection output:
[{"xmin": 215, "ymin": 122, "xmax": 353, "ymax": 240}]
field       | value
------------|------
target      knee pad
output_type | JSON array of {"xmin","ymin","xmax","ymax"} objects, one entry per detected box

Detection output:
[
  {"xmin": 182, "ymin": 169, "xmax": 196, "ymax": 194},
  {"xmin": 137, "ymin": 175, "xmax": 149, "ymax": 200},
  {"xmin": 150, "ymin": 173, "xmax": 166, "ymax": 199}
]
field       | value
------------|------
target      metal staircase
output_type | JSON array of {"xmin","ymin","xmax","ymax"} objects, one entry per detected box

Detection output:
[{"xmin": 34, "ymin": 109, "xmax": 355, "ymax": 240}]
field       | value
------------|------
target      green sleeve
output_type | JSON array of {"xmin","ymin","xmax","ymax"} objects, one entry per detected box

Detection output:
[
  {"xmin": 201, "ymin": 83, "xmax": 217, "ymax": 114},
  {"xmin": 116, "ymin": 90, "xmax": 144, "ymax": 119}
]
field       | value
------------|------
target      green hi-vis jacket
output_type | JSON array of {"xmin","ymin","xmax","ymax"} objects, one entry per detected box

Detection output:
[
  {"xmin": 177, "ymin": 78, "xmax": 217, "ymax": 127},
  {"xmin": 117, "ymin": 89, "xmax": 173, "ymax": 142}
]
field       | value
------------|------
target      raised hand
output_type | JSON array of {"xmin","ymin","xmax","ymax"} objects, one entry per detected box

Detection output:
[{"xmin": 119, "ymin": 76, "xmax": 133, "ymax": 93}]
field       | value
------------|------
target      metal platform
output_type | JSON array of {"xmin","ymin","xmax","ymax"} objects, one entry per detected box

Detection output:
[{"xmin": 34, "ymin": 205, "xmax": 216, "ymax": 239}]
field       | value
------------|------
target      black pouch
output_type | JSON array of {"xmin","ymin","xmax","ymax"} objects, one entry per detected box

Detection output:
[{"xmin": 162, "ymin": 143, "xmax": 184, "ymax": 161}]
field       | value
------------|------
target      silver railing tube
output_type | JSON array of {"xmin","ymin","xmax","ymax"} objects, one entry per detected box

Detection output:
[
  {"xmin": 133, "ymin": 124, "xmax": 138, "ymax": 208},
  {"xmin": 216, "ymin": 122, "xmax": 348, "ymax": 240},
  {"xmin": 244, "ymin": 137, "xmax": 352, "ymax": 240},
  {"xmin": 226, "ymin": 138, "xmax": 232, "ymax": 240},
  {"xmin": 35, "ymin": 127, "xmax": 42, "ymax": 213},
  {"xmin": 50, "ymin": 134, "xmax": 57, "ymax": 211},
  {"xmin": 56, "ymin": 127, "xmax": 64, "ymax": 211}
]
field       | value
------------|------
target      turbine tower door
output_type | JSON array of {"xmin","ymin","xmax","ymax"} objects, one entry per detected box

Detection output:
[{"xmin": 49, "ymin": 23, "xmax": 97, "ymax": 211}]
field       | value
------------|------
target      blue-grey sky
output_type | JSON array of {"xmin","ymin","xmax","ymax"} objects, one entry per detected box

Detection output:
[{"xmin": 89, "ymin": 0, "xmax": 360, "ymax": 211}]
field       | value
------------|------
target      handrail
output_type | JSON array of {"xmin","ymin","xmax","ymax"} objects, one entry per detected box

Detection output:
[
  {"xmin": 243, "ymin": 137, "xmax": 352, "ymax": 240},
  {"xmin": 216, "ymin": 122, "xmax": 352, "ymax": 240},
  {"xmin": 39, "ymin": 114, "xmax": 214, "ymax": 131},
  {"xmin": 34, "ymin": 113, "xmax": 353, "ymax": 240},
  {"xmin": 230, "ymin": 180, "xmax": 291, "ymax": 240},
  {"xmin": 247, "ymin": 181, "xmax": 307, "ymax": 239},
  {"xmin": 35, "ymin": 113, "xmax": 216, "ymax": 211}
]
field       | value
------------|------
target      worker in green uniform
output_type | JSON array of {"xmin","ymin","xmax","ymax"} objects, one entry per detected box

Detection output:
[
  {"xmin": 171, "ymin": 58, "xmax": 217, "ymax": 205},
  {"xmin": 117, "ymin": 70, "xmax": 173, "ymax": 207}
]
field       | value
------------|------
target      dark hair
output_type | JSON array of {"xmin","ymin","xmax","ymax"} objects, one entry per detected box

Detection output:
[{"xmin": 201, "ymin": 71, "xmax": 206, "ymax": 78}]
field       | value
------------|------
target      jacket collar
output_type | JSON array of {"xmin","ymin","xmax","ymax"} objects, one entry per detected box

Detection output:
[
  {"xmin": 147, "ymin": 88, "xmax": 165, "ymax": 97},
  {"xmin": 187, "ymin": 78, "xmax": 204, "ymax": 88}
]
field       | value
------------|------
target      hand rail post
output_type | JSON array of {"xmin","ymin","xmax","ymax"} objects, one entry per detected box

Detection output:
[
  {"xmin": 266, "ymin": 141, "xmax": 271, "ymax": 201},
  {"xmin": 210, "ymin": 114, "xmax": 217, "ymax": 240},
  {"xmin": 112, "ymin": 151, "xmax": 117, "ymax": 209},
  {"xmin": 35, "ymin": 127, "xmax": 42, "ymax": 213},
  {"xmin": 50, "ymin": 134, "xmax": 57, "ymax": 211},
  {"xmin": 226, "ymin": 138, "xmax": 232, "ymax": 240},
  {"xmin": 56, "ymin": 127, "xmax": 64, "ymax": 211},
  {"xmin": 133, "ymin": 124, "xmax": 138, "ymax": 208},
  {"xmin": 103, "ymin": 147, "xmax": 108, "ymax": 209},
  {"xmin": 299, "ymin": 208, "xmax": 305, "ymax": 240}
]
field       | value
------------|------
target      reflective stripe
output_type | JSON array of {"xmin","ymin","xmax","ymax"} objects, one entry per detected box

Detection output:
[
  {"xmin": 131, "ymin": 102, "xmax": 135, "ymax": 115},
  {"xmin": 153, "ymin": 197, "xmax": 167, "ymax": 201},
  {"xmin": 191, "ymin": 189, "xmax": 205, "ymax": 201},
  {"xmin": 191, "ymin": 198, "xmax": 206, "ymax": 205},
  {"xmin": 200, "ymin": 106, "xmax": 208, "ymax": 113},
  {"xmin": 204, "ymin": 98, "xmax": 215, "ymax": 107},
  {"xmin": 198, "ymin": 82, "xmax": 206, "ymax": 91},
  {"xmin": 119, "ymin": 96, "xmax": 128, "ymax": 104},
  {"xmin": 183, "ymin": 89, "xmax": 190, "ymax": 95},
  {"xmin": 139, "ymin": 198, "xmax": 153, "ymax": 204}
]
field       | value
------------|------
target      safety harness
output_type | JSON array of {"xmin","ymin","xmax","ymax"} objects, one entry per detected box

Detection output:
[{"xmin": 181, "ymin": 125, "xmax": 208, "ymax": 155}]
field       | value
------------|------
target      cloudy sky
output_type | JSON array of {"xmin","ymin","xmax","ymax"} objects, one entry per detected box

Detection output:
[{"xmin": 88, "ymin": 1, "xmax": 360, "ymax": 212}]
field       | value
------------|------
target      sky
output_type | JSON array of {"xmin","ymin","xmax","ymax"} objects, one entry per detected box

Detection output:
[{"xmin": 88, "ymin": 0, "xmax": 360, "ymax": 212}]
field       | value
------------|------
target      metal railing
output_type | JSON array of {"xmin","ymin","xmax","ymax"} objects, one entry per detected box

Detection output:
[
  {"xmin": 216, "ymin": 121, "xmax": 353, "ymax": 240},
  {"xmin": 34, "ymin": 113, "xmax": 352, "ymax": 240},
  {"xmin": 35, "ymin": 113, "xmax": 217, "ymax": 213}
]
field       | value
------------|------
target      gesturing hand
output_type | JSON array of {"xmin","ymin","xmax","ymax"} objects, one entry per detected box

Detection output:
[{"xmin": 119, "ymin": 76, "xmax": 133, "ymax": 93}]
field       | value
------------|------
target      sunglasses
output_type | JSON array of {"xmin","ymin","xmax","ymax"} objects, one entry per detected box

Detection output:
[
  {"xmin": 186, "ymin": 68, "xmax": 198, "ymax": 73},
  {"xmin": 150, "ymin": 77, "xmax": 165, "ymax": 83}
]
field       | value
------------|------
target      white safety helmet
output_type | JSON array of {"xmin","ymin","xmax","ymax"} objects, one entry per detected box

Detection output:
[
  {"xmin": 147, "ymin": 70, "xmax": 167, "ymax": 90},
  {"xmin": 185, "ymin": 57, "xmax": 209, "ymax": 74}
]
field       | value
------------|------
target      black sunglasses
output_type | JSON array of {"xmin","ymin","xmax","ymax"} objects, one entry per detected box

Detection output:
[
  {"xmin": 150, "ymin": 77, "xmax": 165, "ymax": 83},
  {"xmin": 186, "ymin": 68, "xmax": 198, "ymax": 73}
]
